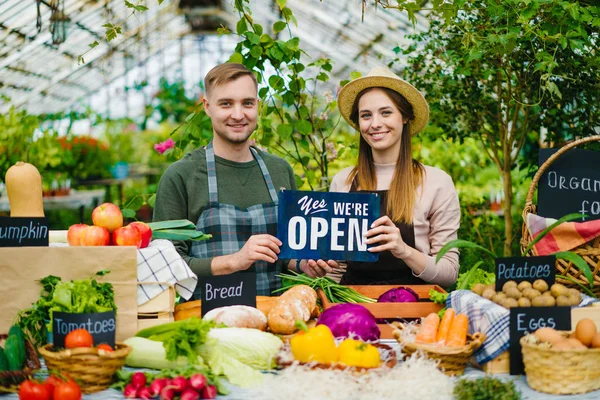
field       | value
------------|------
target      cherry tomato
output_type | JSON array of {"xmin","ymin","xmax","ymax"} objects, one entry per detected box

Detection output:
[
  {"xmin": 96, "ymin": 343, "xmax": 114, "ymax": 352},
  {"xmin": 53, "ymin": 380, "xmax": 82, "ymax": 400},
  {"xmin": 64, "ymin": 329, "xmax": 93, "ymax": 348},
  {"xmin": 18, "ymin": 380, "xmax": 52, "ymax": 400}
]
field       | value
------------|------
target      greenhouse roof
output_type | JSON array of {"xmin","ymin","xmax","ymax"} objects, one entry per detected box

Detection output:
[{"xmin": 0, "ymin": 0, "xmax": 427, "ymax": 116}]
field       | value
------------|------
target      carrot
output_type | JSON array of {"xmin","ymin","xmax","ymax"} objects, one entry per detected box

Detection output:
[
  {"xmin": 415, "ymin": 313, "xmax": 440, "ymax": 344},
  {"xmin": 436, "ymin": 308, "xmax": 455, "ymax": 343},
  {"xmin": 445, "ymin": 313, "xmax": 469, "ymax": 347}
]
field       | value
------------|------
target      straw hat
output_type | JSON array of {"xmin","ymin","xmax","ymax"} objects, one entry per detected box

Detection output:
[{"xmin": 338, "ymin": 67, "xmax": 429, "ymax": 135}]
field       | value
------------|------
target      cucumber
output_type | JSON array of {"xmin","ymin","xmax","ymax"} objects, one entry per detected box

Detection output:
[
  {"xmin": 8, "ymin": 325, "xmax": 25, "ymax": 362},
  {"xmin": 0, "ymin": 347, "xmax": 8, "ymax": 371},
  {"xmin": 5, "ymin": 335, "xmax": 25, "ymax": 371}
]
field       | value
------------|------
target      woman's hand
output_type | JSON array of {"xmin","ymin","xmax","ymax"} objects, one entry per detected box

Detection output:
[
  {"xmin": 299, "ymin": 259, "xmax": 340, "ymax": 278},
  {"xmin": 365, "ymin": 216, "xmax": 410, "ymax": 259}
]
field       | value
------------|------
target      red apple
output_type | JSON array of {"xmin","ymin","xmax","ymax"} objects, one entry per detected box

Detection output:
[
  {"xmin": 67, "ymin": 224, "xmax": 88, "ymax": 246},
  {"xmin": 92, "ymin": 203, "xmax": 123, "ymax": 232},
  {"xmin": 80, "ymin": 226, "xmax": 110, "ymax": 246},
  {"xmin": 112, "ymin": 225, "xmax": 142, "ymax": 248},
  {"xmin": 129, "ymin": 222, "xmax": 152, "ymax": 248}
]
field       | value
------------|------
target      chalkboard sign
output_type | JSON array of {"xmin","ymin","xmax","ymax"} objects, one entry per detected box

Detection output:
[
  {"xmin": 201, "ymin": 273, "xmax": 257, "ymax": 316},
  {"xmin": 495, "ymin": 256, "xmax": 556, "ymax": 292},
  {"xmin": 538, "ymin": 148, "xmax": 600, "ymax": 222},
  {"xmin": 52, "ymin": 311, "xmax": 116, "ymax": 348},
  {"xmin": 509, "ymin": 307, "xmax": 571, "ymax": 375},
  {"xmin": 277, "ymin": 190, "xmax": 380, "ymax": 262},
  {"xmin": 0, "ymin": 217, "xmax": 49, "ymax": 247}
]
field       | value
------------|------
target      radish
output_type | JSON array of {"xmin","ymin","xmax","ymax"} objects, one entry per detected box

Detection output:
[
  {"xmin": 168, "ymin": 376, "xmax": 189, "ymax": 392},
  {"xmin": 160, "ymin": 387, "xmax": 176, "ymax": 400},
  {"xmin": 131, "ymin": 372, "xmax": 147, "ymax": 389},
  {"xmin": 179, "ymin": 388, "xmax": 200, "ymax": 400},
  {"xmin": 123, "ymin": 383, "xmax": 139, "ymax": 398},
  {"xmin": 149, "ymin": 378, "xmax": 168, "ymax": 396},
  {"xmin": 138, "ymin": 386, "xmax": 156, "ymax": 400},
  {"xmin": 189, "ymin": 374, "xmax": 207, "ymax": 391},
  {"xmin": 200, "ymin": 384, "xmax": 217, "ymax": 399}
]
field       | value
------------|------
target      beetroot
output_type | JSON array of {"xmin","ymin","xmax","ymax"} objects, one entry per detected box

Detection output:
[
  {"xmin": 180, "ymin": 388, "xmax": 200, "ymax": 400},
  {"xmin": 131, "ymin": 372, "xmax": 147, "ymax": 389},
  {"xmin": 200, "ymin": 384, "xmax": 218, "ymax": 399},
  {"xmin": 123, "ymin": 383, "xmax": 139, "ymax": 398},
  {"xmin": 189, "ymin": 374, "xmax": 207, "ymax": 391}
]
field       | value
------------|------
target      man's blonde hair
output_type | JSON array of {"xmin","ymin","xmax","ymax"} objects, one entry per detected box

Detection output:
[{"xmin": 204, "ymin": 63, "xmax": 258, "ymax": 96}]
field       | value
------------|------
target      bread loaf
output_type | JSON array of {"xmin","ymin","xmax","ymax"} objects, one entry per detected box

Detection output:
[
  {"xmin": 267, "ymin": 285, "xmax": 318, "ymax": 335},
  {"xmin": 203, "ymin": 305, "xmax": 267, "ymax": 330}
]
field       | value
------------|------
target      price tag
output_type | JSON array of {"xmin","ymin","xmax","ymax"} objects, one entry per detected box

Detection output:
[
  {"xmin": 201, "ymin": 273, "xmax": 257, "ymax": 316},
  {"xmin": 509, "ymin": 307, "xmax": 571, "ymax": 375}
]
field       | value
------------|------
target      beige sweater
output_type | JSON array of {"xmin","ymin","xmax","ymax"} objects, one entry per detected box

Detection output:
[{"xmin": 329, "ymin": 163, "xmax": 460, "ymax": 287}]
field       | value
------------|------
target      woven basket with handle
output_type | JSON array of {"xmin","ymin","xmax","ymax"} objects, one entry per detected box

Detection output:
[
  {"xmin": 391, "ymin": 322, "xmax": 485, "ymax": 376},
  {"xmin": 0, "ymin": 334, "xmax": 41, "ymax": 393},
  {"xmin": 521, "ymin": 135, "xmax": 600, "ymax": 296},
  {"xmin": 38, "ymin": 343, "xmax": 130, "ymax": 394}
]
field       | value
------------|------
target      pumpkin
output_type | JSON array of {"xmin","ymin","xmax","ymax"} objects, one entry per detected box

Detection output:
[{"xmin": 5, "ymin": 161, "xmax": 45, "ymax": 217}]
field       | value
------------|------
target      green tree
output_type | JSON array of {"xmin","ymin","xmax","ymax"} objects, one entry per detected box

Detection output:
[{"xmin": 395, "ymin": 0, "xmax": 600, "ymax": 255}]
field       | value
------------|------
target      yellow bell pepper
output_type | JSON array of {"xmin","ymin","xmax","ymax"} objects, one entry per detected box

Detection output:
[
  {"xmin": 338, "ymin": 338, "xmax": 380, "ymax": 368},
  {"xmin": 290, "ymin": 324, "xmax": 338, "ymax": 364}
]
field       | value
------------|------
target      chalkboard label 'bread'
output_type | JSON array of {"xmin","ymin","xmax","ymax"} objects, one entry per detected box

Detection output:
[{"xmin": 538, "ymin": 148, "xmax": 600, "ymax": 222}]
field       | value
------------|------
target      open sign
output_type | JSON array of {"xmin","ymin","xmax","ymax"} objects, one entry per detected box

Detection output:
[{"xmin": 277, "ymin": 190, "xmax": 380, "ymax": 262}]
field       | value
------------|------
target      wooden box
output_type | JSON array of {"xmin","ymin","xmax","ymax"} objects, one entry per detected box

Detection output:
[
  {"xmin": 318, "ymin": 285, "xmax": 446, "ymax": 339},
  {"xmin": 137, "ymin": 284, "xmax": 176, "ymax": 331}
]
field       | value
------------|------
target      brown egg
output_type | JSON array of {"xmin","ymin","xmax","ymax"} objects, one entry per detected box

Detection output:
[
  {"xmin": 564, "ymin": 338, "xmax": 587, "ymax": 350},
  {"xmin": 575, "ymin": 318, "xmax": 598, "ymax": 347},
  {"xmin": 552, "ymin": 339, "xmax": 574, "ymax": 350},
  {"xmin": 534, "ymin": 327, "xmax": 564, "ymax": 345},
  {"xmin": 591, "ymin": 333, "xmax": 600, "ymax": 349}
]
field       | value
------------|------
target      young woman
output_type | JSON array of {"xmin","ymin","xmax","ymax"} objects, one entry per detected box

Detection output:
[{"xmin": 330, "ymin": 67, "xmax": 460, "ymax": 287}]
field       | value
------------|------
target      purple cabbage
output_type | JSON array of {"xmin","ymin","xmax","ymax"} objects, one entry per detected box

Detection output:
[
  {"xmin": 317, "ymin": 303, "xmax": 380, "ymax": 341},
  {"xmin": 377, "ymin": 286, "xmax": 419, "ymax": 303}
]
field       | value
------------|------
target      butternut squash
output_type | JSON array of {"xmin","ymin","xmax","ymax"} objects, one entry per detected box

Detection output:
[{"xmin": 5, "ymin": 161, "xmax": 45, "ymax": 217}]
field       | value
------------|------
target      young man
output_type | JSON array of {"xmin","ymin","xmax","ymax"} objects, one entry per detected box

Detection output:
[{"xmin": 153, "ymin": 63, "xmax": 334, "ymax": 297}]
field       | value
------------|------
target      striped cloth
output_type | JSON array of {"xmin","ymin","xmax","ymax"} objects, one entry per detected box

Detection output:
[
  {"xmin": 526, "ymin": 213, "xmax": 600, "ymax": 255},
  {"xmin": 447, "ymin": 290, "xmax": 598, "ymax": 364}
]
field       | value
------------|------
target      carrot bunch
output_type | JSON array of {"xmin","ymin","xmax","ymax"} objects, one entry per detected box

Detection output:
[{"xmin": 415, "ymin": 309, "xmax": 469, "ymax": 347}]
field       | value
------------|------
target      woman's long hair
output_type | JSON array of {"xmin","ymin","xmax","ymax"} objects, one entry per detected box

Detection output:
[{"xmin": 346, "ymin": 87, "xmax": 424, "ymax": 224}]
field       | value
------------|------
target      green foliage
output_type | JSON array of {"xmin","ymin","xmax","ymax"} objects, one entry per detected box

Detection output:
[
  {"xmin": 0, "ymin": 107, "xmax": 38, "ymax": 180},
  {"xmin": 454, "ymin": 376, "xmax": 521, "ymax": 400}
]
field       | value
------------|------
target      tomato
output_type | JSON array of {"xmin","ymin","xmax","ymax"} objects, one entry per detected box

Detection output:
[
  {"xmin": 18, "ymin": 380, "xmax": 52, "ymax": 400},
  {"xmin": 44, "ymin": 375, "xmax": 65, "ymax": 399},
  {"xmin": 96, "ymin": 343, "xmax": 114, "ymax": 352},
  {"xmin": 64, "ymin": 329, "xmax": 93, "ymax": 348},
  {"xmin": 53, "ymin": 380, "xmax": 82, "ymax": 400}
]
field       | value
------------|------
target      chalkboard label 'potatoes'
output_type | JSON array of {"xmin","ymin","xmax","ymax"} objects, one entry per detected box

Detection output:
[
  {"xmin": 201, "ymin": 273, "xmax": 257, "ymax": 316},
  {"xmin": 0, "ymin": 217, "xmax": 49, "ymax": 247},
  {"xmin": 495, "ymin": 256, "xmax": 556, "ymax": 292},
  {"xmin": 277, "ymin": 190, "xmax": 380, "ymax": 262},
  {"xmin": 52, "ymin": 310, "xmax": 116, "ymax": 348},
  {"xmin": 509, "ymin": 307, "xmax": 571, "ymax": 375},
  {"xmin": 538, "ymin": 148, "xmax": 600, "ymax": 222}
]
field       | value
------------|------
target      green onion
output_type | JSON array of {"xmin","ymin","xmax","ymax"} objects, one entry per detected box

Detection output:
[{"xmin": 274, "ymin": 271, "xmax": 376, "ymax": 303}]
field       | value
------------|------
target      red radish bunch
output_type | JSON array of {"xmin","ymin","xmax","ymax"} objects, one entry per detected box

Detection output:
[{"xmin": 122, "ymin": 373, "xmax": 217, "ymax": 399}]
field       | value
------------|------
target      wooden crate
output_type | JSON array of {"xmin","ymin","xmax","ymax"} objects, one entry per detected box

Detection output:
[
  {"xmin": 174, "ymin": 296, "xmax": 279, "ymax": 320},
  {"xmin": 137, "ymin": 284, "xmax": 176, "ymax": 331},
  {"xmin": 318, "ymin": 285, "xmax": 446, "ymax": 339},
  {"xmin": 476, "ymin": 351, "xmax": 510, "ymax": 374}
]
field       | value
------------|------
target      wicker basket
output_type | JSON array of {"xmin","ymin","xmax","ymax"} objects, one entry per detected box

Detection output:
[
  {"xmin": 0, "ymin": 334, "xmax": 41, "ymax": 393},
  {"xmin": 521, "ymin": 135, "xmax": 600, "ymax": 296},
  {"xmin": 520, "ymin": 334, "xmax": 600, "ymax": 395},
  {"xmin": 392, "ymin": 322, "xmax": 486, "ymax": 376},
  {"xmin": 38, "ymin": 343, "xmax": 131, "ymax": 394}
]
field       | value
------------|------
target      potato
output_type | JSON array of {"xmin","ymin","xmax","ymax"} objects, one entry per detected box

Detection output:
[
  {"xmin": 505, "ymin": 287, "xmax": 522, "ymax": 300},
  {"xmin": 471, "ymin": 283, "xmax": 487, "ymax": 296},
  {"xmin": 556, "ymin": 295, "xmax": 571, "ymax": 307},
  {"xmin": 482, "ymin": 288, "xmax": 496, "ymax": 300},
  {"xmin": 568, "ymin": 294, "xmax": 582, "ymax": 306},
  {"xmin": 542, "ymin": 296, "xmax": 556, "ymax": 307},
  {"xmin": 525, "ymin": 289, "xmax": 542, "ymax": 301},
  {"xmin": 518, "ymin": 297, "xmax": 532, "ymax": 307},
  {"xmin": 492, "ymin": 292, "xmax": 507, "ymax": 304},
  {"xmin": 568, "ymin": 288, "xmax": 581, "ymax": 298},
  {"xmin": 533, "ymin": 279, "xmax": 549, "ymax": 293},
  {"xmin": 502, "ymin": 281, "xmax": 518, "ymax": 293},
  {"xmin": 542, "ymin": 290, "xmax": 554, "ymax": 297},
  {"xmin": 517, "ymin": 281, "xmax": 532, "ymax": 291},
  {"xmin": 501, "ymin": 298, "xmax": 519, "ymax": 309},
  {"xmin": 550, "ymin": 283, "xmax": 568, "ymax": 298},
  {"xmin": 485, "ymin": 284, "xmax": 496, "ymax": 292}
]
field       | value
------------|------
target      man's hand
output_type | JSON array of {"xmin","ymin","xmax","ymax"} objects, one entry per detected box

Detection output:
[
  {"xmin": 233, "ymin": 234, "xmax": 282, "ymax": 272},
  {"xmin": 299, "ymin": 259, "xmax": 340, "ymax": 278}
]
